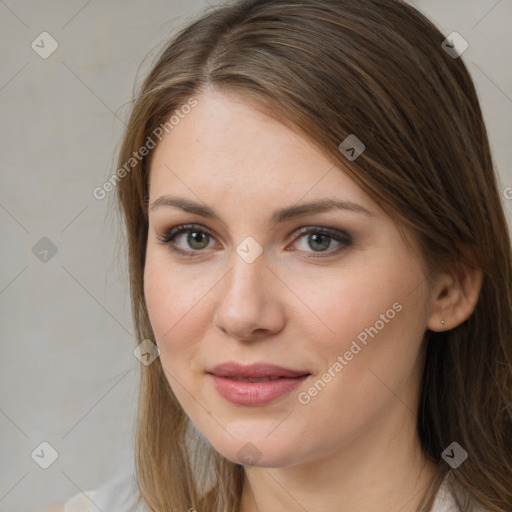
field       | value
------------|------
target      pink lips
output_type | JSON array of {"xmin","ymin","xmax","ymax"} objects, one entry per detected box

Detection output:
[{"xmin": 208, "ymin": 362, "xmax": 310, "ymax": 406}]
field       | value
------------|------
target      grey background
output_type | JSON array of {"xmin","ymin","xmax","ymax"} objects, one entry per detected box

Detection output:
[{"xmin": 0, "ymin": 1, "xmax": 510, "ymax": 510}]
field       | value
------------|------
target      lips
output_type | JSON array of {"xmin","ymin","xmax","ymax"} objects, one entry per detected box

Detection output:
[
  {"xmin": 207, "ymin": 362, "xmax": 311, "ymax": 406},
  {"xmin": 208, "ymin": 362, "xmax": 310, "ymax": 379},
  {"xmin": 227, "ymin": 376, "xmax": 282, "ymax": 382}
]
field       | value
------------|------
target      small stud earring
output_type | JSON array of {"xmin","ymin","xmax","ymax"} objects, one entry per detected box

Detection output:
[{"xmin": 440, "ymin": 311, "xmax": 445, "ymax": 325}]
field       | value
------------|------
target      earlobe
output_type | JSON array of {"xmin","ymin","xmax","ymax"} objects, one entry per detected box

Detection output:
[{"xmin": 426, "ymin": 255, "xmax": 483, "ymax": 332}]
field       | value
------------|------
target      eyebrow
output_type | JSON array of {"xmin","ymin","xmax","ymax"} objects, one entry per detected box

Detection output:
[{"xmin": 149, "ymin": 195, "xmax": 374, "ymax": 225}]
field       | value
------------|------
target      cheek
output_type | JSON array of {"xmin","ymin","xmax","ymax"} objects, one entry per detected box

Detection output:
[
  {"xmin": 143, "ymin": 260, "xmax": 211, "ymax": 409},
  {"xmin": 295, "ymin": 265, "xmax": 405, "ymax": 343},
  {"xmin": 293, "ymin": 278, "xmax": 427, "ymax": 449},
  {"xmin": 143, "ymin": 256, "xmax": 209, "ymax": 350},
  {"xmin": 298, "ymin": 256, "xmax": 428, "ymax": 377}
]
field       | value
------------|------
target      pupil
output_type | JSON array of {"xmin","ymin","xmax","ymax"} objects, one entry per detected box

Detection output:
[
  {"xmin": 188, "ymin": 231, "xmax": 208, "ymax": 250},
  {"xmin": 309, "ymin": 233, "xmax": 329, "ymax": 251},
  {"xmin": 184, "ymin": 232, "xmax": 331, "ymax": 251}
]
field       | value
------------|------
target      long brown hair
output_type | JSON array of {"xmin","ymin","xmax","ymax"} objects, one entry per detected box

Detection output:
[{"xmin": 114, "ymin": 1, "xmax": 512, "ymax": 510}]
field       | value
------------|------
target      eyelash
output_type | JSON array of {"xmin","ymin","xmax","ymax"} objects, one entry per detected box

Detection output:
[{"xmin": 155, "ymin": 223, "xmax": 352, "ymax": 259}]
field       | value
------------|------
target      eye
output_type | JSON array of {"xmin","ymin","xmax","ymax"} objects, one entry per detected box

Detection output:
[
  {"xmin": 287, "ymin": 226, "xmax": 352, "ymax": 258},
  {"xmin": 155, "ymin": 224, "xmax": 352, "ymax": 258},
  {"xmin": 156, "ymin": 224, "xmax": 216, "ymax": 256}
]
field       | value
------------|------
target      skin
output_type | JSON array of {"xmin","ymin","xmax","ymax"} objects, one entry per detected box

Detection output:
[{"xmin": 144, "ymin": 87, "xmax": 482, "ymax": 512}]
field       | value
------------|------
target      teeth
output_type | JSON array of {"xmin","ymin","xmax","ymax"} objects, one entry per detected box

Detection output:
[{"xmin": 229, "ymin": 376, "xmax": 281, "ymax": 382}]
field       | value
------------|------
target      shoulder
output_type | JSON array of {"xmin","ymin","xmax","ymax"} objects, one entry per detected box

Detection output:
[
  {"xmin": 29, "ymin": 495, "xmax": 94, "ymax": 512},
  {"xmin": 431, "ymin": 482, "xmax": 459, "ymax": 512},
  {"xmin": 61, "ymin": 490, "xmax": 97, "ymax": 512},
  {"xmin": 432, "ymin": 474, "xmax": 492, "ymax": 512},
  {"xmin": 32, "ymin": 506, "xmax": 66, "ymax": 512},
  {"xmin": 61, "ymin": 471, "xmax": 144, "ymax": 512}
]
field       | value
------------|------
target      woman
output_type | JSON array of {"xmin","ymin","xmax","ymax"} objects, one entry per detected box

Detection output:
[{"xmin": 60, "ymin": 0, "xmax": 512, "ymax": 510}]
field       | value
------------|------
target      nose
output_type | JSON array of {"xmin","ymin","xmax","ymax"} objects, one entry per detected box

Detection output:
[{"xmin": 213, "ymin": 254, "xmax": 285, "ymax": 342}]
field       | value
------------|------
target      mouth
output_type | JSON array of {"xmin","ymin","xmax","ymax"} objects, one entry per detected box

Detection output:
[
  {"xmin": 222, "ymin": 376, "xmax": 292, "ymax": 382},
  {"xmin": 208, "ymin": 361, "xmax": 310, "ymax": 379},
  {"xmin": 207, "ymin": 362, "xmax": 311, "ymax": 406}
]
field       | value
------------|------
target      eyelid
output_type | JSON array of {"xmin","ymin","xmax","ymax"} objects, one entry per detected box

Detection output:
[
  {"xmin": 287, "ymin": 225, "xmax": 351, "ymax": 258},
  {"xmin": 155, "ymin": 223, "xmax": 217, "ymax": 256},
  {"xmin": 156, "ymin": 223, "xmax": 352, "ymax": 258},
  {"xmin": 290, "ymin": 225, "xmax": 351, "ymax": 243}
]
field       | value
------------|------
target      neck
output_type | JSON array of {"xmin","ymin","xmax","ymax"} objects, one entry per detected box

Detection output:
[{"xmin": 239, "ymin": 406, "xmax": 437, "ymax": 512}]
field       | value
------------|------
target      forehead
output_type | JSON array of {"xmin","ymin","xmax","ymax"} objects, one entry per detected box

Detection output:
[{"xmin": 148, "ymin": 89, "xmax": 373, "ymax": 211}]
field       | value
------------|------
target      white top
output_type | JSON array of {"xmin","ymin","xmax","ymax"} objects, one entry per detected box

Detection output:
[
  {"xmin": 63, "ymin": 471, "xmax": 466, "ymax": 512},
  {"xmin": 64, "ymin": 470, "xmax": 144, "ymax": 512}
]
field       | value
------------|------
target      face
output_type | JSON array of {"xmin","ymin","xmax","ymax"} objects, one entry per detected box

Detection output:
[{"xmin": 144, "ymin": 88, "xmax": 434, "ymax": 468}]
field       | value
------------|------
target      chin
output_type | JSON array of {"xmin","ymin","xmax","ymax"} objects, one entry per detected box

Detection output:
[{"xmin": 206, "ymin": 429, "xmax": 304, "ymax": 468}]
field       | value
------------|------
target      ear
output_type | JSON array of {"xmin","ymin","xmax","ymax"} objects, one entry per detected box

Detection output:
[{"xmin": 426, "ymin": 249, "xmax": 483, "ymax": 332}]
